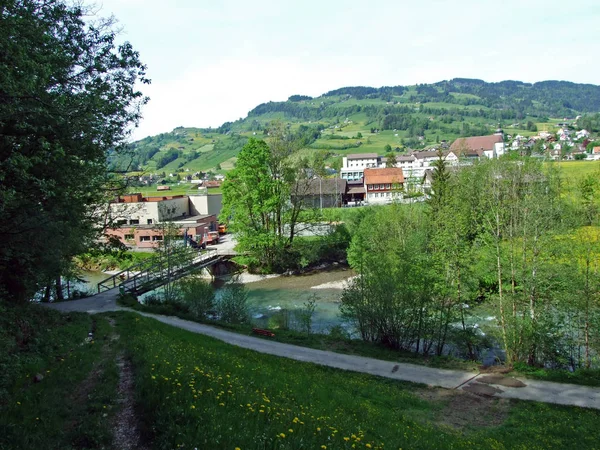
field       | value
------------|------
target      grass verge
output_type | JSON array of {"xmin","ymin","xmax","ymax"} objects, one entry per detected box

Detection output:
[
  {"xmin": 0, "ymin": 302, "xmax": 121, "ymax": 449},
  {"xmin": 115, "ymin": 312, "xmax": 600, "ymax": 449}
]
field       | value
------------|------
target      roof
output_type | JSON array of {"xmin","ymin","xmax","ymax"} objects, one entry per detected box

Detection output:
[
  {"xmin": 450, "ymin": 135, "xmax": 503, "ymax": 153},
  {"xmin": 364, "ymin": 168, "xmax": 404, "ymax": 185},
  {"xmin": 298, "ymin": 178, "xmax": 347, "ymax": 196},
  {"xmin": 347, "ymin": 186, "xmax": 366, "ymax": 195},
  {"xmin": 347, "ymin": 153, "xmax": 378, "ymax": 160},
  {"xmin": 396, "ymin": 155, "xmax": 416, "ymax": 162}
]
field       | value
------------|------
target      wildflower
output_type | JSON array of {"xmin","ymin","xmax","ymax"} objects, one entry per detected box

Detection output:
[
  {"xmin": 366, "ymin": 444, "xmax": 372, "ymax": 448},
  {"xmin": 235, "ymin": 448, "xmax": 240, "ymax": 450},
  {"xmin": 344, "ymin": 437, "xmax": 350, "ymax": 442},
  {"xmin": 288, "ymin": 429, "xmax": 293, "ymax": 433},
  {"xmin": 317, "ymin": 427, "xmax": 321, "ymax": 432},
  {"xmin": 279, "ymin": 433, "xmax": 286, "ymax": 438},
  {"xmin": 190, "ymin": 405, "xmax": 196, "ymax": 409},
  {"xmin": 293, "ymin": 417, "xmax": 299, "ymax": 423},
  {"xmin": 321, "ymin": 446, "xmax": 327, "ymax": 449}
]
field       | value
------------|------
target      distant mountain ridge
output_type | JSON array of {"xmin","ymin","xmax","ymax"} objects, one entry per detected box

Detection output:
[{"xmin": 115, "ymin": 78, "xmax": 600, "ymax": 176}]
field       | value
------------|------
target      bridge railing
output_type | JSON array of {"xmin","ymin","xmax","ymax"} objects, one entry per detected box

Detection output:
[
  {"xmin": 114, "ymin": 249, "xmax": 220, "ymax": 295},
  {"xmin": 97, "ymin": 248, "xmax": 217, "ymax": 294}
]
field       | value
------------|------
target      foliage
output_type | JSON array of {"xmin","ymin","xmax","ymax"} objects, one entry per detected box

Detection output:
[
  {"xmin": 221, "ymin": 125, "xmax": 323, "ymax": 272},
  {"xmin": 217, "ymin": 281, "xmax": 249, "ymax": 324},
  {"xmin": 343, "ymin": 158, "xmax": 600, "ymax": 369},
  {"xmin": 178, "ymin": 277, "xmax": 215, "ymax": 320},
  {"xmin": 297, "ymin": 294, "xmax": 318, "ymax": 336},
  {"xmin": 0, "ymin": 0, "xmax": 148, "ymax": 302}
]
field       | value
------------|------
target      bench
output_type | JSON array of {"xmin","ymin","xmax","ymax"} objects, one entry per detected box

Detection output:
[{"xmin": 252, "ymin": 328, "xmax": 275, "ymax": 337}]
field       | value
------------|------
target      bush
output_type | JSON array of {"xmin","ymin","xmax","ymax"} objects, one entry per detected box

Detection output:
[
  {"xmin": 217, "ymin": 282, "xmax": 249, "ymax": 324},
  {"xmin": 117, "ymin": 293, "xmax": 139, "ymax": 308},
  {"xmin": 178, "ymin": 278, "xmax": 215, "ymax": 320}
]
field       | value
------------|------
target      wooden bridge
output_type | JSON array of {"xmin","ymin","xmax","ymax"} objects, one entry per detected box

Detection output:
[{"xmin": 97, "ymin": 249, "xmax": 229, "ymax": 296}]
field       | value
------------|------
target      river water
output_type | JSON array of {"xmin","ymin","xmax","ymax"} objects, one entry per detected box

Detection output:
[
  {"xmin": 82, "ymin": 267, "xmax": 354, "ymax": 332},
  {"xmin": 220, "ymin": 268, "xmax": 354, "ymax": 332}
]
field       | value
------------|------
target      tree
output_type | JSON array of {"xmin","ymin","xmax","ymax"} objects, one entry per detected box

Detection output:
[
  {"xmin": 384, "ymin": 144, "xmax": 392, "ymax": 152},
  {"xmin": 385, "ymin": 152, "xmax": 397, "ymax": 168},
  {"xmin": 0, "ymin": 0, "xmax": 148, "ymax": 302}
]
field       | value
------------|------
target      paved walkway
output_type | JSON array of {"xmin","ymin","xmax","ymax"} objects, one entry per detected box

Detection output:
[{"xmin": 44, "ymin": 291, "xmax": 600, "ymax": 410}]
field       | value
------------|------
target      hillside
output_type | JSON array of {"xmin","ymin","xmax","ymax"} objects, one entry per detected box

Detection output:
[{"xmin": 111, "ymin": 78, "xmax": 600, "ymax": 178}]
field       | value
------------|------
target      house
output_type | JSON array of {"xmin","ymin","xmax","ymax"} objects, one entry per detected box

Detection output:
[
  {"xmin": 364, "ymin": 168, "xmax": 404, "ymax": 204},
  {"xmin": 106, "ymin": 193, "xmax": 221, "ymax": 249},
  {"xmin": 576, "ymin": 129, "xmax": 590, "ymax": 140},
  {"xmin": 340, "ymin": 153, "xmax": 380, "ymax": 181},
  {"xmin": 450, "ymin": 134, "xmax": 505, "ymax": 159}
]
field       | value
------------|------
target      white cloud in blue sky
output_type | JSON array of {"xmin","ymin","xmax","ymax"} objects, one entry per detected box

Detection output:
[{"xmin": 97, "ymin": 0, "xmax": 600, "ymax": 140}]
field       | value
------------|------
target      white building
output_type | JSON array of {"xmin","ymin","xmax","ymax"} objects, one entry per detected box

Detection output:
[{"xmin": 340, "ymin": 153, "xmax": 380, "ymax": 181}]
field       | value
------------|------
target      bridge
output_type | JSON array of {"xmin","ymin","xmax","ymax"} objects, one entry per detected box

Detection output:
[{"xmin": 97, "ymin": 248, "xmax": 235, "ymax": 296}]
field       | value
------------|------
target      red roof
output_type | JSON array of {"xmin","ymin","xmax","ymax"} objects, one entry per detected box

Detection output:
[
  {"xmin": 364, "ymin": 168, "xmax": 404, "ymax": 185},
  {"xmin": 450, "ymin": 135, "xmax": 503, "ymax": 153}
]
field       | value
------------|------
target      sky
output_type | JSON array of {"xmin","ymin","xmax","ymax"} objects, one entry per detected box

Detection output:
[{"xmin": 96, "ymin": 0, "xmax": 600, "ymax": 141}]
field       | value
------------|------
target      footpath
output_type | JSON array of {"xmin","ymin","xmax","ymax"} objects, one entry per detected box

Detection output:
[{"xmin": 45, "ymin": 289, "xmax": 600, "ymax": 410}]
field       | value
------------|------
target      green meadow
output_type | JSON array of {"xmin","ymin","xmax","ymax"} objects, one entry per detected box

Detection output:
[{"xmin": 3, "ymin": 306, "xmax": 600, "ymax": 449}]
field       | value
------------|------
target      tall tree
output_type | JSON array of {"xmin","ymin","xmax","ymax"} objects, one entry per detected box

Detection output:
[{"xmin": 0, "ymin": 0, "xmax": 148, "ymax": 302}]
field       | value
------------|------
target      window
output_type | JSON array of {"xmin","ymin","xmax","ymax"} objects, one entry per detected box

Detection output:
[
  {"xmin": 124, "ymin": 234, "xmax": 134, "ymax": 240},
  {"xmin": 116, "ymin": 219, "xmax": 127, "ymax": 226},
  {"xmin": 139, "ymin": 236, "xmax": 150, "ymax": 242},
  {"xmin": 386, "ymin": 184, "xmax": 391, "ymax": 189},
  {"xmin": 152, "ymin": 235, "xmax": 163, "ymax": 241},
  {"xmin": 147, "ymin": 219, "xmax": 153, "ymax": 224},
  {"xmin": 129, "ymin": 219, "xmax": 139, "ymax": 225}
]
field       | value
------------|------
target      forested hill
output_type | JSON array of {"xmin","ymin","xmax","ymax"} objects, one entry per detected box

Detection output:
[
  {"xmin": 117, "ymin": 78, "xmax": 600, "ymax": 175},
  {"xmin": 247, "ymin": 79, "xmax": 600, "ymax": 120}
]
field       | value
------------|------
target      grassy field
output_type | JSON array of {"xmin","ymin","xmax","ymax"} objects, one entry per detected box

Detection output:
[
  {"xmin": 3, "ymin": 305, "xmax": 600, "ymax": 449},
  {"xmin": 0, "ymin": 304, "xmax": 121, "ymax": 449},
  {"xmin": 120, "ymin": 312, "xmax": 600, "ymax": 449}
]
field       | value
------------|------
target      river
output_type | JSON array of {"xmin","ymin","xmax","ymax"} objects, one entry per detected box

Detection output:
[{"xmin": 81, "ymin": 267, "xmax": 354, "ymax": 332}]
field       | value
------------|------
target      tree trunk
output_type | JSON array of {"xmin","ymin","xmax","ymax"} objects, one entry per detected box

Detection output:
[{"xmin": 55, "ymin": 275, "xmax": 64, "ymax": 301}]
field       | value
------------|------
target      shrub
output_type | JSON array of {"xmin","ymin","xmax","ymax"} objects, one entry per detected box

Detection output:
[
  {"xmin": 217, "ymin": 282, "xmax": 249, "ymax": 324},
  {"xmin": 178, "ymin": 278, "xmax": 215, "ymax": 320},
  {"xmin": 297, "ymin": 294, "xmax": 317, "ymax": 335}
]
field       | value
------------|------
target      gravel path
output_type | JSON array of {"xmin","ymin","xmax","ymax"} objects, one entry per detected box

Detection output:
[{"xmin": 43, "ymin": 291, "xmax": 600, "ymax": 410}]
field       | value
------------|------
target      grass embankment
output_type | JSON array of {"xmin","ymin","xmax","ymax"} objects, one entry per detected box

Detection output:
[
  {"xmin": 120, "ymin": 294, "xmax": 600, "ymax": 385},
  {"xmin": 3, "ymin": 305, "xmax": 600, "ymax": 449},
  {"xmin": 0, "ymin": 303, "xmax": 122, "ymax": 448},
  {"xmin": 117, "ymin": 312, "xmax": 600, "ymax": 449}
]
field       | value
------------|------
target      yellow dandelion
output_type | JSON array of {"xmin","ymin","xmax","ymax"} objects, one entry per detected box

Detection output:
[
  {"xmin": 321, "ymin": 446, "xmax": 327, "ymax": 449},
  {"xmin": 279, "ymin": 433, "xmax": 286, "ymax": 438},
  {"xmin": 190, "ymin": 405, "xmax": 195, "ymax": 409},
  {"xmin": 288, "ymin": 429, "xmax": 293, "ymax": 433},
  {"xmin": 366, "ymin": 444, "xmax": 372, "ymax": 448},
  {"xmin": 344, "ymin": 437, "xmax": 350, "ymax": 442},
  {"xmin": 317, "ymin": 427, "xmax": 321, "ymax": 432}
]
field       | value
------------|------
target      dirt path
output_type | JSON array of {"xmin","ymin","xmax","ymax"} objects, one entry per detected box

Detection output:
[
  {"xmin": 107, "ymin": 318, "xmax": 145, "ymax": 450},
  {"xmin": 44, "ymin": 292, "xmax": 600, "ymax": 410}
]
